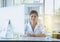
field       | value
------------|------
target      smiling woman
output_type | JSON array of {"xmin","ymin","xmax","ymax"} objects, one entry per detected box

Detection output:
[{"xmin": 24, "ymin": 10, "xmax": 46, "ymax": 37}]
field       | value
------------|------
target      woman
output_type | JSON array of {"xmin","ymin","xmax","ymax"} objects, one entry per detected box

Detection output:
[{"xmin": 24, "ymin": 10, "xmax": 46, "ymax": 37}]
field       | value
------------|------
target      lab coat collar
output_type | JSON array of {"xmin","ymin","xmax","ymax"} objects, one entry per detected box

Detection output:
[{"xmin": 27, "ymin": 21, "xmax": 40, "ymax": 32}]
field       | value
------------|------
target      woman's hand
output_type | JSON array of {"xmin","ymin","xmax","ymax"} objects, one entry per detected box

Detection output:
[{"xmin": 26, "ymin": 34, "xmax": 35, "ymax": 37}]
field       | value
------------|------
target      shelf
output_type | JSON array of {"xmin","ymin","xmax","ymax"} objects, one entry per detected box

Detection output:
[
  {"xmin": 52, "ymin": 15, "xmax": 60, "ymax": 19},
  {"xmin": 53, "ymin": 22, "xmax": 60, "ymax": 25},
  {"xmin": 53, "ymin": 17, "xmax": 60, "ymax": 19},
  {"xmin": 53, "ymin": 20, "xmax": 60, "ymax": 23},
  {"xmin": 52, "ymin": 24, "xmax": 60, "ymax": 26}
]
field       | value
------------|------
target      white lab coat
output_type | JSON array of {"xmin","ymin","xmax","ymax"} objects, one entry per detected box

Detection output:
[{"xmin": 25, "ymin": 20, "xmax": 46, "ymax": 35}]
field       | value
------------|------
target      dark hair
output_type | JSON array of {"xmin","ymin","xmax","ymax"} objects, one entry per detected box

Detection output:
[{"xmin": 29, "ymin": 10, "xmax": 38, "ymax": 16}]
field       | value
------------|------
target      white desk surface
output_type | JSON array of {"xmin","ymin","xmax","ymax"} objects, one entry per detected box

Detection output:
[{"xmin": 0, "ymin": 37, "xmax": 60, "ymax": 41}]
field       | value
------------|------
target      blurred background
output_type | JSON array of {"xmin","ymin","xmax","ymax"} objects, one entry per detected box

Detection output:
[{"xmin": 0, "ymin": 0, "xmax": 60, "ymax": 39}]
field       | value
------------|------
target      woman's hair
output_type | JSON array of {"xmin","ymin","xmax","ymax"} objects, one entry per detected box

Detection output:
[{"xmin": 29, "ymin": 10, "xmax": 38, "ymax": 16}]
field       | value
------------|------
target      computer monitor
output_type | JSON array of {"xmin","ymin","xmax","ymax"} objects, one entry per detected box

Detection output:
[{"xmin": 0, "ymin": 5, "xmax": 25, "ymax": 38}]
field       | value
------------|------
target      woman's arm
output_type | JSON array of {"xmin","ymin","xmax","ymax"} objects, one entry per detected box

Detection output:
[
  {"xmin": 34, "ymin": 34, "xmax": 46, "ymax": 37},
  {"xmin": 24, "ymin": 34, "xmax": 46, "ymax": 37}
]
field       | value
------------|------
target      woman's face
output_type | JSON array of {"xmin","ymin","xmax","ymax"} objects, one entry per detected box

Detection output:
[{"xmin": 29, "ymin": 13, "xmax": 38, "ymax": 24}]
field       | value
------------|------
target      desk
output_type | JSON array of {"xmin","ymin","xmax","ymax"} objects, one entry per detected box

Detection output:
[{"xmin": 0, "ymin": 37, "xmax": 60, "ymax": 41}]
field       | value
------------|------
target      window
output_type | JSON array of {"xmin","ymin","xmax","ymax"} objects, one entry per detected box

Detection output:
[
  {"xmin": 0, "ymin": 0, "xmax": 6, "ymax": 7},
  {"xmin": 55, "ymin": 0, "xmax": 60, "ymax": 14},
  {"xmin": 0, "ymin": 0, "xmax": 14, "ymax": 8},
  {"xmin": 14, "ymin": 0, "xmax": 43, "ymax": 5}
]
